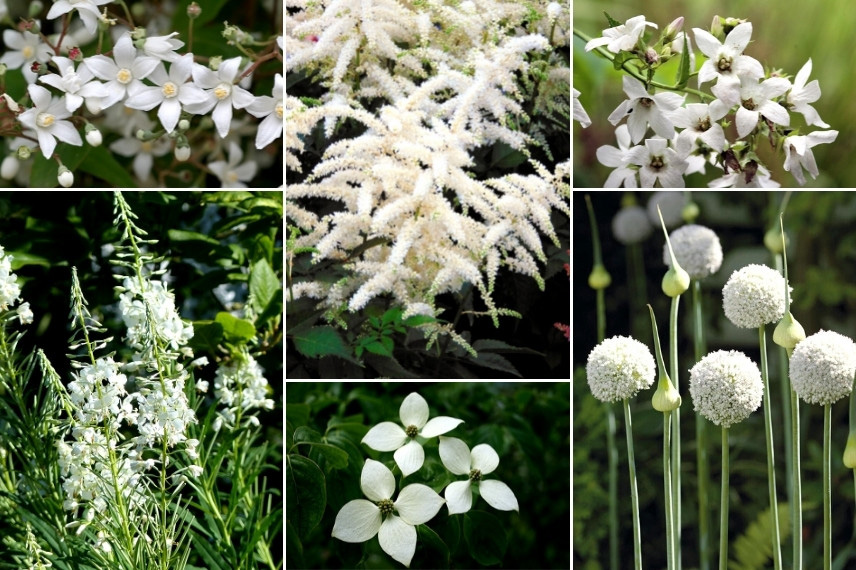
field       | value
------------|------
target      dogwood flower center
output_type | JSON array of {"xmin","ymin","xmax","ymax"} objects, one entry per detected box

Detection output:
[
  {"xmin": 37, "ymin": 112, "xmax": 55, "ymax": 128},
  {"xmin": 469, "ymin": 468, "xmax": 482, "ymax": 481},
  {"xmin": 116, "ymin": 68, "xmax": 133, "ymax": 84},
  {"xmin": 405, "ymin": 425, "xmax": 419, "ymax": 438},
  {"xmin": 376, "ymin": 498, "xmax": 394, "ymax": 516},
  {"xmin": 162, "ymin": 82, "xmax": 178, "ymax": 98},
  {"xmin": 214, "ymin": 82, "xmax": 232, "ymax": 100}
]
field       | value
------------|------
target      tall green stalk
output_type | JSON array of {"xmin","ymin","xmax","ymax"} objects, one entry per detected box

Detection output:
[
  {"xmin": 759, "ymin": 323, "xmax": 782, "ymax": 570},
  {"xmin": 624, "ymin": 399, "xmax": 642, "ymax": 570},
  {"xmin": 719, "ymin": 428, "xmax": 729, "ymax": 570},
  {"xmin": 823, "ymin": 404, "xmax": 831, "ymax": 570},
  {"xmin": 664, "ymin": 411, "xmax": 675, "ymax": 570},
  {"xmin": 670, "ymin": 295, "xmax": 682, "ymax": 569},
  {"xmin": 693, "ymin": 281, "xmax": 711, "ymax": 570}
]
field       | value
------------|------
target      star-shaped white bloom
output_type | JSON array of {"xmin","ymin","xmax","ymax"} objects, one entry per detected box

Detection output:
[
  {"xmin": 607, "ymin": 76, "xmax": 684, "ymax": 143},
  {"xmin": 362, "ymin": 392, "xmax": 464, "ymax": 477},
  {"xmin": 668, "ymin": 102, "xmax": 728, "ymax": 151},
  {"xmin": 596, "ymin": 125, "xmax": 637, "ymax": 188},
  {"xmin": 109, "ymin": 135, "xmax": 171, "ymax": 182},
  {"xmin": 331, "ymin": 459, "xmax": 445, "ymax": 568},
  {"xmin": 82, "ymin": 33, "xmax": 160, "ymax": 109},
  {"xmin": 719, "ymin": 76, "xmax": 791, "ymax": 138},
  {"xmin": 39, "ymin": 56, "xmax": 104, "ymax": 113},
  {"xmin": 584, "ymin": 15, "xmax": 657, "ymax": 53},
  {"xmin": 783, "ymin": 130, "xmax": 838, "ymax": 185},
  {"xmin": 17, "ymin": 84, "xmax": 82, "ymax": 158},
  {"xmin": 247, "ymin": 73, "xmax": 283, "ymax": 148},
  {"xmin": 694, "ymin": 23, "xmax": 764, "ymax": 103},
  {"xmin": 125, "ymin": 54, "xmax": 209, "ymax": 133},
  {"xmin": 787, "ymin": 59, "xmax": 829, "ymax": 128},
  {"xmin": 0, "ymin": 29, "xmax": 52, "ymax": 83},
  {"xmin": 47, "ymin": 0, "xmax": 113, "ymax": 35},
  {"xmin": 625, "ymin": 138, "xmax": 688, "ymax": 188},
  {"xmin": 439, "ymin": 437, "xmax": 519, "ymax": 514},
  {"xmin": 140, "ymin": 32, "xmax": 185, "ymax": 62},
  {"xmin": 208, "ymin": 142, "xmax": 258, "ymax": 188},
  {"xmin": 187, "ymin": 57, "xmax": 255, "ymax": 138}
]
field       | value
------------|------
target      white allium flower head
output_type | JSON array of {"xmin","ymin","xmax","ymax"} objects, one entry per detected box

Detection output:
[
  {"xmin": 612, "ymin": 205, "xmax": 652, "ymax": 245},
  {"xmin": 586, "ymin": 336, "xmax": 656, "ymax": 403},
  {"xmin": 689, "ymin": 350, "xmax": 763, "ymax": 427},
  {"xmin": 790, "ymin": 330, "xmax": 856, "ymax": 405},
  {"xmin": 722, "ymin": 264, "xmax": 787, "ymax": 328},
  {"xmin": 646, "ymin": 191, "xmax": 685, "ymax": 228},
  {"xmin": 663, "ymin": 224, "xmax": 723, "ymax": 279}
]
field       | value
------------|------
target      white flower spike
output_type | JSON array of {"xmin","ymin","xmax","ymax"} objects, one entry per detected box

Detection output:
[
  {"xmin": 439, "ymin": 437, "xmax": 519, "ymax": 514},
  {"xmin": 362, "ymin": 392, "xmax": 464, "ymax": 477},
  {"xmin": 331, "ymin": 459, "xmax": 445, "ymax": 568}
]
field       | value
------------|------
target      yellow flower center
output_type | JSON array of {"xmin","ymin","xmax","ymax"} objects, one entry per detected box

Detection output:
[
  {"xmin": 36, "ymin": 113, "xmax": 55, "ymax": 128},
  {"xmin": 275, "ymin": 102, "xmax": 283, "ymax": 119},
  {"xmin": 214, "ymin": 83, "xmax": 231, "ymax": 100},
  {"xmin": 22, "ymin": 46, "xmax": 34, "ymax": 60},
  {"xmin": 141, "ymin": 141, "xmax": 153, "ymax": 153},
  {"xmin": 161, "ymin": 82, "xmax": 178, "ymax": 98},
  {"xmin": 226, "ymin": 170, "xmax": 239, "ymax": 183},
  {"xmin": 116, "ymin": 68, "xmax": 132, "ymax": 84}
]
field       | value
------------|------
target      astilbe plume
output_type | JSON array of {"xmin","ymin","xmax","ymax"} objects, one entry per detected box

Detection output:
[{"xmin": 286, "ymin": 0, "xmax": 570, "ymax": 339}]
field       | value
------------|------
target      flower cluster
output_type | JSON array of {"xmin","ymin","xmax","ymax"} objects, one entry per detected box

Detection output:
[
  {"xmin": 689, "ymin": 350, "xmax": 763, "ymax": 427},
  {"xmin": 334, "ymin": 392, "xmax": 518, "ymax": 568},
  {"xmin": 663, "ymin": 224, "xmax": 723, "ymax": 280},
  {"xmin": 586, "ymin": 336, "xmax": 656, "ymax": 403},
  {"xmin": 722, "ymin": 264, "xmax": 787, "ymax": 329},
  {"xmin": 212, "ymin": 353, "xmax": 275, "ymax": 430},
  {"xmin": 0, "ymin": 244, "xmax": 28, "ymax": 320},
  {"xmin": 790, "ymin": 330, "xmax": 856, "ymax": 406},
  {"xmin": 0, "ymin": 2, "xmax": 283, "ymax": 187},
  {"xmin": 576, "ymin": 14, "xmax": 837, "ymax": 187}
]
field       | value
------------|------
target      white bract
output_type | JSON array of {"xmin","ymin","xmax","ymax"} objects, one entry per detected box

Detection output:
[
  {"xmin": 689, "ymin": 350, "xmax": 763, "ymax": 427},
  {"xmin": 586, "ymin": 335, "xmax": 656, "ymax": 403},
  {"xmin": 722, "ymin": 264, "xmax": 787, "ymax": 328},
  {"xmin": 331, "ymin": 459, "xmax": 445, "ymax": 568},
  {"xmin": 438, "ymin": 437, "xmax": 519, "ymax": 514},
  {"xmin": 790, "ymin": 330, "xmax": 856, "ymax": 406},
  {"xmin": 362, "ymin": 392, "xmax": 464, "ymax": 477}
]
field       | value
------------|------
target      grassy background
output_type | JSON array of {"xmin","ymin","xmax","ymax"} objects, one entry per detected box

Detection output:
[{"xmin": 572, "ymin": 0, "xmax": 853, "ymax": 187}]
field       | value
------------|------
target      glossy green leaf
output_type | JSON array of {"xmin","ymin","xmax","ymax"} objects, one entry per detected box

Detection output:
[
  {"xmin": 293, "ymin": 426, "xmax": 323, "ymax": 444},
  {"xmin": 286, "ymin": 455, "xmax": 327, "ymax": 540},
  {"xmin": 464, "ymin": 510, "xmax": 507, "ymax": 566},
  {"xmin": 417, "ymin": 524, "xmax": 450, "ymax": 568},
  {"xmin": 308, "ymin": 443, "xmax": 349, "ymax": 469},
  {"xmin": 188, "ymin": 320, "xmax": 224, "ymax": 353},
  {"xmin": 79, "ymin": 145, "xmax": 138, "ymax": 187},
  {"xmin": 286, "ymin": 403, "xmax": 310, "ymax": 428},
  {"xmin": 215, "ymin": 311, "xmax": 256, "ymax": 343},
  {"xmin": 676, "ymin": 34, "xmax": 690, "ymax": 89},
  {"xmin": 286, "ymin": 520, "xmax": 305, "ymax": 569},
  {"xmin": 293, "ymin": 326, "xmax": 352, "ymax": 360},
  {"xmin": 250, "ymin": 258, "xmax": 279, "ymax": 314},
  {"xmin": 603, "ymin": 11, "xmax": 621, "ymax": 27}
]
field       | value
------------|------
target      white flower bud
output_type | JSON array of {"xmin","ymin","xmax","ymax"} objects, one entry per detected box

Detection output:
[
  {"xmin": 85, "ymin": 127, "xmax": 102, "ymax": 147},
  {"xmin": 175, "ymin": 144, "xmax": 191, "ymax": 161},
  {"xmin": 58, "ymin": 166, "xmax": 74, "ymax": 188},
  {"xmin": 1, "ymin": 156, "xmax": 19, "ymax": 180}
]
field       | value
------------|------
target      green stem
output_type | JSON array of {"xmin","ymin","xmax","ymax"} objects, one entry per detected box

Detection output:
[
  {"xmin": 624, "ymin": 399, "xmax": 642, "ymax": 570},
  {"xmin": 607, "ymin": 401, "xmax": 619, "ymax": 570},
  {"xmin": 628, "ymin": 243, "xmax": 648, "ymax": 342},
  {"xmin": 824, "ymin": 405, "xmax": 831, "ymax": 570},
  {"xmin": 597, "ymin": 289, "xmax": 606, "ymax": 345},
  {"xmin": 670, "ymin": 295, "xmax": 682, "ymax": 569},
  {"xmin": 773, "ymin": 255, "xmax": 795, "ymax": 526},
  {"xmin": 664, "ymin": 411, "xmax": 675, "ymax": 570},
  {"xmin": 759, "ymin": 324, "xmax": 782, "ymax": 570},
  {"xmin": 573, "ymin": 28, "xmax": 713, "ymax": 101},
  {"xmin": 693, "ymin": 282, "xmax": 710, "ymax": 570},
  {"xmin": 791, "ymin": 384, "xmax": 803, "ymax": 569},
  {"xmin": 720, "ymin": 428, "xmax": 729, "ymax": 570}
]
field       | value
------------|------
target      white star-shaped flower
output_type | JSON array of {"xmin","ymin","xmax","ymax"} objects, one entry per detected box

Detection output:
[
  {"xmin": 694, "ymin": 23, "xmax": 764, "ymax": 103},
  {"xmin": 82, "ymin": 33, "xmax": 160, "ymax": 109},
  {"xmin": 0, "ymin": 29, "xmax": 52, "ymax": 83},
  {"xmin": 572, "ymin": 88, "xmax": 591, "ymax": 128},
  {"xmin": 668, "ymin": 102, "xmax": 728, "ymax": 152},
  {"xmin": 596, "ymin": 124, "xmax": 637, "ymax": 188},
  {"xmin": 361, "ymin": 392, "xmax": 464, "ymax": 477},
  {"xmin": 787, "ymin": 59, "xmax": 829, "ymax": 128},
  {"xmin": 607, "ymin": 76, "xmax": 684, "ymax": 143},
  {"xmin": 139, "ymin": 32, "xmax": 185, "ymax": 62},
  {"xmin": 783, "ymin": 130, "xmax": 838, "ymax": 185},
  {"xmin": 331, "ymin": 459, "xmax": 445, "ymax": 568},
  {"xmin": 47, "ymin": 0, "xmax": 113, "ymax": 35},
  {"xmin": 439, "ymin": 437, "xmax": 519, "ymax": 514},
  {"xmin": 187, "ymin": 57, "xmax": 255, "ymax": 138},
  {"xmin": 39, "ymin": 56, "xmax": 104, "ymax": 113},
  {"xmin": 247, "ymin": 73, "xmax": 283, "ymax": 149},
  {"xmin": 721, "ymin": 76, "xmax": 791, "ymax": 138},
  {"xmin": 124, "ymin": 54, "xmax": 209, "ymax": 133},
  {"xmin": 584, "ymin": 15, "xmax": 657, "ymax": 53},
  {"xmin": 17, "ymin": 84, "xmax": 82, "ymax": 158},
  {"xmin": 625, "ymin": 138, "xmax": 688, "ymax": 188},
  {"xmin": 208, "ymin": 142, "xmax": 258, "ymax": 188}
]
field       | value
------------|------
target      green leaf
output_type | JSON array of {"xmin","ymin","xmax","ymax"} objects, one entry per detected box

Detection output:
[
  {"xmin": 293, "ymin": 426, "xmax": 323, "ymax": 444},
  {"xmin": 464, "ymin": 510, "xmax": 507, "ymax": 566},
  {"xmin": 472, "ymin": 339, "xmax": 543, "ymax": 355},
  {"xmin": 417, "ymin": 524, "xmax": 450, "ymax": 567},
  {"xmin": 256, "ymin": 290, "xmax": 283, "ymax": 327},
  {"xmin": 168, "ymin": 229, "xmax": 221, "ymax": 245},
  {"xmin": 465, "ymin": 352, "xmax": 521, "ymax": 377},
  {"xmin": 286, "ymin": 403, "xmax": 310, "ymax": 428},
  {"xmin": 490, "ymin": 142, "xmax": 527, "ymax": 169},
  {"xmin": 286, "ymin": 520, "xmax": 306, "ymax": 569},
  {"xmin": 8, "ymin": 251, "xmax": 50, "ymax": 270},
  {"xmin": 309, "ymin": 443, "xmax": 349, "ymax": 469},
  {"xmin": 676, "ymin": 34, "xmax": 690, "ymax": 89},
  {"xmin": 293, "ymin": 326, "xmax": 353, "ymax": 360},
  {"xmin": 188, "ymin": 320, "xmax": 224, "ymax": 353},
  {"xmin": 364, "ymin": 338, "xmax": 394, "ymax": 357},
  {"xmin": 250, "ymin": 258, "xmax": 280, "ymax": 314},
  {"xmin": 79, "ymin": 145, "xmax": 138, "ymax": 187},
  {"xmin": 612, "ymin": 51, "xmax": 633, "ymax": 71},
  {"xmin": 215, "ymin": 311, "xmax": 256, "ymax": 343},
  {"xmin": 381, "ymin": 306, "xmax": 403, "ymax": 326},
  {"xmin": 603, "ymin": 11, "xmax": 621, "ymax": 27},
  {"xmin": 193, "ymin": 533, "xmax": 233, "ymax": 570},
  {"xmin": 286, "ymin": 455, "xmax": 327, "ymax": 540},
  {"xmin": 730, "ymin": 502, "xmax": 790, "ymax": 570}
]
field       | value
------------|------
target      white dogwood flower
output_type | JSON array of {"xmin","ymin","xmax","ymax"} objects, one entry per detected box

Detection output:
[
  {"xmin": 438, "ymin": 437, "xmax": 519, "ymax": 514},
  {"xmin": 362, "ymin": 392, "xmax": 464, "ymax": 476},
  {"xmin": 332, "ymin": 459, "xmax": 445, "ymax": 568}
]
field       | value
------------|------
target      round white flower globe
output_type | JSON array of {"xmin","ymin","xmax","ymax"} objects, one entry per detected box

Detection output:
[
  {"xmin": 647, "ymin": 191, "xmax": 685, "ymax": 229},
  {"xmin": 612, "ymin": 205, "xmax": 652, "ymax": 245},
  {"xmin": 586, "ymin": 336, "xmax": 656, "ymax": 403},
  {"xmin": 689, "ymin": 350, "xmax": 763, "ymax": 428},
  {"xmin": 722, "ymin": 264, "xmax": 787, "ymax": 328},
  {"xmin": 790, "ymin": 330, "xmax": 856, "ymax": 406},
  {"xmin": 663, "ymin": 224, "xmax": 723, "ymax": 280}
]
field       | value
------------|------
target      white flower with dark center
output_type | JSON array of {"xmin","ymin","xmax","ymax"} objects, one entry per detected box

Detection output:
[
  {"xmin": 82, "ymin": 33, "xmax": 160, "ymax": 109},
  {"xmin": 626, "ymin": 138, "xmax": 688, "ymax": 187},
  {"xmin": 787, "ymin": 59, "xmax": 829, "ymax": 128},
  {"xmin": 586, "ymin": 336, "xmax": 656, "ymax": 403},
  {"xmin": 17, "ymin": 84, "xmax": 83, "ymax": 159},
  {"xmin": 693, "ymin": 22, "xmax": 764, "ymax": 102},
  {"xmin": 612, "ymin": 204, "xmax": 652, "ymax": 244},
  {"xmin": 790, "ymin": 330, "xmax": 856, "ymax": 406},
  {"xmin": 721, "ymin": 76, "xmax": 791, "ymax": 139},
  {"xmin": 332, "ymin": 459, "xmax": 445, "ymax": 568},
  {"xmin": 39, "ymin": 56, "xmax": 104, "ymax": 113},
  {"xmin": 47, "ymin": 0, "xmax": 113, "ymax": 35},
  {"xmin": 584, "ymin": 15, "xmax": 657, "ymax": 53},
  {"xmin": 439, "ymin": 437, "xmax": 519, "ymax": 514},
  {"xmin": 669, "ymin": 102, "xmax": 728, "ymax": 152},
  {"xmin": 247, "ymin": 73, "xmax": 283, "ymax": 148},
  {"xmin": 708, "ymin": 163, "xmax": 780, "ymax": 188},
  {"xmin": 362, "ymin": 392, "xmax": 464, "ymax": 477},
  {"xmin": 608, "ymin": 76, "xmax": 684, "ymax": 143},
  {"xmin": 596, "ymin": 124, "xmax": 637, "ymax": 188},
  {"xmin": 124, "ymin": 54, "xmax": 209, "ymax": 133},
  {"xmin": 0, "ymin": 29, "xmax": 53, "ymax": 83},
  {"xmin": 187, "ymin": 57, "xmax": 255, "ymax": 138},
  {"xmin": 783, "ymin": 130, "xmax": 838, "ymax": 186},
  {"xmin": 689, "ymin": 350, "xmax": 763, "ymax": 427},
  {"xmin": 722, "ymin": 264, "xmax": 787, "ymax": 328},
  {"xmin": 663, "ymin": 224, "xmax": 723, "ymax": 280}
]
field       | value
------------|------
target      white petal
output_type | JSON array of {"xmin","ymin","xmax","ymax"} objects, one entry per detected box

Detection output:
[
  {"xmin": 36, "ymin": 130, "xmax": 56, "ymax": 159},
  {"xmin": 724, "ymin": 22, "xmax": 753, "ymax": 53},
  {"xmin": 692, "ymin": 28, "xmax": 721, "ymax": 59},
  {"xmin": 50, "ymin": 122, "xmax": 82, "ymax": 146},
  {"xmin": 125, "ymin": 86, "xmax": 163, "ymax": 111},
  {"xmin": 255, "ymin": 113, "xmax": 282, "ymax": 149},
  {"xmin": 479, "ymin": 479, "xmax": 519, "ymax": 512},
  {"xmin": 230, "ymin": 86, "xmax": 255, "ymax": 109},
  {"xmin": 82, "ymin": 56, "xmax": 117, "ymax": 81},
  {"xmin": 735, "ymin": 106, "xmax": 758, "ymax": 138},
  {"xmin": 362, "ymin": 422, "xmax": 407, "ymax": 452},
  {"xmin": 378, "ymin": 516, "xmax": 416, "ymax": 568},
  {"xmin": 361, "ymin": 459, "xmax": 395, "ymax": 501},
  {"xmin": 331, "ymin": 499, "xmax": 382, "ymax": 543},
  {"xmin": 420, "ymin": 416, "xmax": 464, "ymax": 437},
  {"xmin": 470, "ymin": 444, "xmax": 500, "ymax": 475},
  {"xmin": 394, "ymin": 440, "xmax": 424, "ymax": 477},
  {"xmin": 444, "ymin": 480, "xmax": 473, "ymax": 514},
  {"xmin": 399, "ymin": 393, "xmax": 429, "ymax": 429},
  {"xmin": 158, "ymin": 98, "xmax": 181, "ymax": 133},
  {"xmin": 212, "ymin": 100, "xmax": 233, "ymax": 137},
  {"xmin": 395, "ymin": 483, "xmax": 445, "ymax": 525},
  {"xmin": 438, "ymin": 436, "xmax": 471, "ymax": 475}
]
